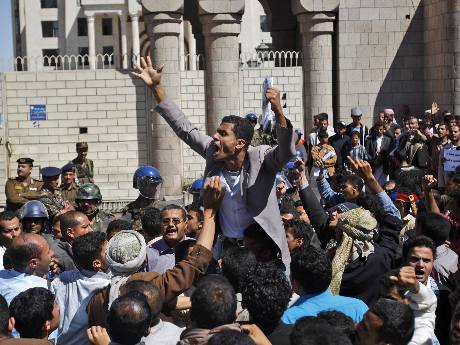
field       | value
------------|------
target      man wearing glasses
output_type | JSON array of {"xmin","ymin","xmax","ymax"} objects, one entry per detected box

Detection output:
[{"xmin": 146, "ymin": 204, "xmax": 194, "ymax": 273}]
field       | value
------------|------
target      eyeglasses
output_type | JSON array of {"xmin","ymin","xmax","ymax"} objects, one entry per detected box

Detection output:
[{"xmin": 161, "ymin": 218, "xmax": 184, "ymax": 225}]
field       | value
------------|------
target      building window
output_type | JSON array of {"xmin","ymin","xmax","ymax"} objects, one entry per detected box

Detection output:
[
  {"xmin": 41, "ymin": 0, "xmax": 57, "ymax": 8},
  {"xmin": 102, "ymin": 18, "xmax": 113, "ymax": 36},
  {"xmin": 41, "ymin": 21, "xmax": 59, "ymax": 37},
  {"xmin": 77, "ymin": 18, "xmax": 87, "ymax": 36},
  {"xmin": 42, "ymin": 49, "xmax": 60, "ymax": 66},
  {"xmin": 260, "ymin": 15, "xmax": 269, "ymax": 32},
  {"xmin": 103, "ymin": 46, "xmax": 114, "ymax": 65},
  {"xmin": 78, "ymin": 47, "xmax": 89, "ymax": 66}
]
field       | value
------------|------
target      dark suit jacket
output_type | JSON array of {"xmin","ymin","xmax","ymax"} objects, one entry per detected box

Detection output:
[{"xmin": 365, "ymin": 135, "xmax": 392, "ymax": 173}]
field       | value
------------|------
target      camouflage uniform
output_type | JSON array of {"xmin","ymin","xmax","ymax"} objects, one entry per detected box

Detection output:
[
  {"xmin": 5, "ymin": 177, "xmax": 43, "ymax": 212},
  {"xmin": 251, "ymin": 128, "xmax": 278, "ymax": 147},
  {"xmin": 39, "ymin": 188, "xmax": 67, "ymax": 220},
  {"xmin": 121, "ymin": 197, "xmax": 168, "ymax": 231},
  {"xmin": 71, "ymin": 158, "xmax": 94, "ymax": 184},
  {"xmin": 60, "ymin": 182, "xmax": 79, "ymax": 209},
  {"xmin": 89, "ymin": 209, "xmax": 115, "ymax": 233}
]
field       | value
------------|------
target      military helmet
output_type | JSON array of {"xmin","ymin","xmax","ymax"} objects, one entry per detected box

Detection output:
[
  {"xmin": 133, "ymin": 166, "xmax": 162, "ymax": 189},
  {"xmin": 189, "ymin": 179, "xmax": 204, "ymax": 195},
  {"xmin": 245, "ymin": 112, "xmax": 258, "ymax": 124},
  {"xmin": 76, "ymin": 183, "xmax": 102, "ymax": 201},
  {"xmin": 20, "ymin": 200, "xmax": 48, "ymax": 219}
]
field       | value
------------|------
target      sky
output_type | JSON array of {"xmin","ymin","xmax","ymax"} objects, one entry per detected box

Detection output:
[{"xmin": 0, "ymin": 0, "xmax": 14, "ymax": 71}]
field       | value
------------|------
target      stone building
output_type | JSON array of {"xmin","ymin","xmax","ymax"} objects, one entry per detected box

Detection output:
[{"xmin": 1, "ymin": 0, "xmax": 459, "ymax": 205}]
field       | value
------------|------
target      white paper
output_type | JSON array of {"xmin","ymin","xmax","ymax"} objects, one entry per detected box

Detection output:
[
  {"xmin": 261, "ymin": 76, "xmax": 274, "ymax": 132},
  {"xmin": 444, "ymin": 150, "xmax": 460, "ymax": 172}
]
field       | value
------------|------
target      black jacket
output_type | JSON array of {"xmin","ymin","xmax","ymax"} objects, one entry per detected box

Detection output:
[
  {"xmin": 346, "ymin": 123, "xmax": 369, "ymax": 146},
  {"xmin": 298, "ymin": 185, "xmax": 402, "ymax": 306},
  {"xmin": 329, "ymin": 134, "xmax": 351, "ymax": 171}
]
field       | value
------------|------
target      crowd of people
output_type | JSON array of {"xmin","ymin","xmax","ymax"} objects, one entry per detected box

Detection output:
[{"xmin": 0, "ymin": 56, "xmax": 459, "ymax": 345}]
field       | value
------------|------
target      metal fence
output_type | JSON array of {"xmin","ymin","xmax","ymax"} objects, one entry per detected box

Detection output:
[{"xmin": 0, "ymin": 51, "xmax": 302, "ymax": 72}]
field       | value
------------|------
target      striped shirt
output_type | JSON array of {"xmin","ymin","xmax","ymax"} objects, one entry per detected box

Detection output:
[{"xmin": 349, "ymin": 145, "xmax": 368, "ymax": 161}]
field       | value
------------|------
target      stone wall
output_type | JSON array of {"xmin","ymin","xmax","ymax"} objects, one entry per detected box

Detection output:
[
  {"xmin": 0, "ymin": 66, "xmax": 304, "ymax": 205},
  {"xmin": 240, "ymin": 67, "xmax": 304, "ymax": 130},
  {"xmin": 337, "ymin": 0, "xmax": 425, "ymax": 126},
  {"xmin": 0, "ymin": 70, "xmax": 149, "ymax": 205}
]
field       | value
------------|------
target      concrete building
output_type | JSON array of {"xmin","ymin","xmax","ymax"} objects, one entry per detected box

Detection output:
[
  {"xmin": 1, "ymin": 0, "xmax": 459, "ymax": 206},
  {"xmin": 10, "ymin": 0, "xmax": 270, "ymax": 71}
]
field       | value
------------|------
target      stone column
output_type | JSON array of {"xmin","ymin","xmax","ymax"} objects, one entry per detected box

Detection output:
[
  {"xmin": 184, "ymin": 21, "xmax": 197, "ymax": 70},
  {"xmin": 87, "ymin": 14, "xmax": 96, "ymax": 70},
  {"xmin": 179, "ymin": 21, "xmax": 185, "ymax": 70},
  {"xmin": 131, "ymin": 14, "xmax": 140, "ymax": 66},
  {"xmin": 200, "ymin": 13, "xmax": 242, "ymax": 134},
  {"xmin": 143, "ymin": 10, "xmax": 184, "ymax": 196},
  {"xmin": 297, "ymin": 12, "xmax": 335, "ymax": 132},
  {"xmin": 119, "ymin": 13, "xmax": 128, "ymax": 69}
]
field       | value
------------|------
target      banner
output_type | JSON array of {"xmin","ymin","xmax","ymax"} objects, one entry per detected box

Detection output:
[{"xmin": 444, "ymin": 149, "xmax": 460, "ymax": 172}]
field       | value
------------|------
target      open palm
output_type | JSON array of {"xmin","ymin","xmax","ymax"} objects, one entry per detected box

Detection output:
[{"xmin": 131, "ymin": 56, "xmax": 164, "ymax": 88}]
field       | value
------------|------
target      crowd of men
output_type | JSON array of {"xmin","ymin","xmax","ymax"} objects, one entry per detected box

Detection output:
[{"xmin": 0, "ymin": 56, "xmax": 459, "ymax": 345}]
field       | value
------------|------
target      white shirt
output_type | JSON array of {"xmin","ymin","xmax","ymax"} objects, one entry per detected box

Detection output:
[
  {"xmin": 0, "ymin": 246, "xmax": 6, "ymax": 270},
  {"xmin": 0, "ymin": 269, "xmax": 48, "ymax": 305},
  {"xmin": 142, "ymin": 320, "xmax": 184, "ymax": 345},
  {"xmin": 51, "ymin": 269, "xmax": 111, "ymax": 345},
  {"xmin": 218, "ymin": 169, "xmax": 254, "ymax": 239},
  {"xmin": 376, "ymin": 136, "xmax": 383, "ymax": 153}
]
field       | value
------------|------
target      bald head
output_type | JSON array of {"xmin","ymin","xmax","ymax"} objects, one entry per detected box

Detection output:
[
  {"xmin": 9, "ymin": 233, "xmax": 51, "ymax": 276},
  {"xmin": 60, "ymin": 211, "xmax": 92, "ymax": 242}
]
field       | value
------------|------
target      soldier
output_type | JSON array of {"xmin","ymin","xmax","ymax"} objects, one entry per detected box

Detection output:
[
  {"xmin": 20, "ymin": 200, "xmax": 54, "ymax": 247},
  {"xmin": 121, "ymin": 165, "xmax": 163, "ymax": 231},
  {"xmin": 75, "ymin": 183, "xmax": 114, "ymax": 233},
  {"xmin": 39, "ymin": 167, "xmax": 72, "ymax": 221},
  {"xmin": 71, "ymin": 142, "xmax": 94, "ymax": 184},
  {"xmin": 60, "ymin": 163, "xmax": 78, "ymax": 208},
  {"xmin": 5, "ymin": 158, "xmax": 43, "ymax": 212},
  {"xmin": 246, "ymin": 112, "xmax": 278, "ymax": 147}
]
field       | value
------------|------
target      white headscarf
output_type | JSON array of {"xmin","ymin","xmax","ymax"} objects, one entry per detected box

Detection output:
[{"xmin": 106, "ymin": 230, "xmax": 146, "ymax": 307}]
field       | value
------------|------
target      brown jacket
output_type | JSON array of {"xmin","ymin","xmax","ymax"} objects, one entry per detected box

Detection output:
[
  {"xmin": 87, "ymin": 244, "xmax": 212, "ymax": 328},
  {"xmin": 311, "ymin": 143, "xmax": 337, "ymax": 177}
]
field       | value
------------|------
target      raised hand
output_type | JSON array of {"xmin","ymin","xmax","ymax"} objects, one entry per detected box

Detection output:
[
  {"xmin": 202, "ymin": 176, "xmax": 225, "ymax": 214},
  {"xmin": 389, "ymin": 266, "xmax": 420, "ymax": 294},
  {"xmin": 346, "ymin": 156, "xmax": 374, "ymax": 181},
  {"xmin": 87, "ymin": 326, "xmax": 110, "ymax": 345},
  {"xmin": 131, "ymin": 56, "xmax": 164, "ymax": 89},
  {"xmin": 431, "ymin": 101, "xmax": 439, "ymax": 115}
]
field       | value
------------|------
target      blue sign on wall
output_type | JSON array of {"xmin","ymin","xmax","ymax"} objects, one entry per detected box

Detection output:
[{"xmin": 29, "ymin": 104, "xmax": 47, "ymax": 121}]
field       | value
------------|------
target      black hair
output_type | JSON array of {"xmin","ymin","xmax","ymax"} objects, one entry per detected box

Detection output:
[
  {"xmin": 317, "ymin": 113, "xmax": 329, "ymax": 121},
  {"xmin": 221, "ymin": 246, "xmax": 257, "ymax": 292},
  {"xmin": 393, "ymin": 150, "xmax": 408, "ymax": 163},
  {"xmin": 0, "ymin": 295, "xmax": 9, "ymax": 336},
  {"xmin": 291, "ymin": 317, "xmax": 352, "ymax": 345},
  {"xmin": 402, "ymin": 235, "xmax": 436, "ymax": 262},
  {"xmin": 221, "ymin": 115, "xmax": 254, "ymax": 150},
  {"xmin": 60, "ymin": 211, "xmax": 84, "ymax": 240},
  {"xmin": 370, "ymin": 298, "xmax": 415, "ymax": 345},
  {"xmin": 317, "ymin": 130, "xmax": 329, "ymax": 139},
  {"xmin": 208, "ymin": 330, "xmax": 255, "ymax": 345},
  {"xmin": 244, "ymin": 223, "xmax": 280, "ymax": 261},
  {"xmin": 161, "ymin": 204, "xmax": 186, "ymax": 220},
  {"xmin": 122, "ymin": 280, "xmax": 162, "ymax": 327},
  {"xmin": 8, "ymin": 234, "xmax": 41, "ymax": 271},
  {"xmin": 106, "ymin": 219, "xmax": 132, "ymax": 240},
  {"xmin": 0, "ymin": 211, "xmax": 18, "ymax": 227},
  {"xmin": 343, "ymin": 174, "xmax": 364, "ymax": 191},
  {"xmin": 185, "ymin": 204, "xmax": 204, "ymax": 222},
  {"xmin": 285, "ymin": 219, "xmax": 316, "ymax": 248},
  {"xmin": 444, "ymin": 114, "xmax": 455, "ymax": 125},
  {"xmin": 72, "ymin": 231, "xmax": 107, "ymax": 271},
  {"xmin": 140, "ymin": 207, "xmax": 162, "ymax": 237},
  {"xmin": 449, "ymin": 189, "xmax": 460, "ymax": 209},
  {"xmin": 416, "ymin": 212, "xmax": 451, "ymax": 247},
  {"xmin": 279, "ymin": 199, "xmax": 300, "ymax": 219},
  {"xmin": 317, "ymin": 311, "xmax": 355, "ymax": 339},
  {"xmin": 190, "ymin": 275, "xmax": 236, "ymax": 329},
  {"xmin": 107, "ymin": 291, "xmax": 152, "ymax": 345},
  {"xmin": 355, "ymin": 193, "xmax": 379, "ymax": 216},
  {"xmin": 294, "ymin": 200, "xmax": 304, "ymax": 208},
  {"xmin": 10, "ymin": 287, "xmax": 54, "ymax": 339},
  {"xmin": 291, "ymin": 245, "xmax": 331, "ymax": 294},
  {"xmin": 241, "ymin": 263, "xmax": 291, "ymax": 334}
]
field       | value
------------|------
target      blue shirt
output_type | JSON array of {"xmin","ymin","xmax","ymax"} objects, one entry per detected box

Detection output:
[
  {"xmin": 281, "ymin": 290, "xmax": 368, "ymax": 324},
  {"xmin": 146, "ymin": 237, "xmax": 194, "ymax": 274}
]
